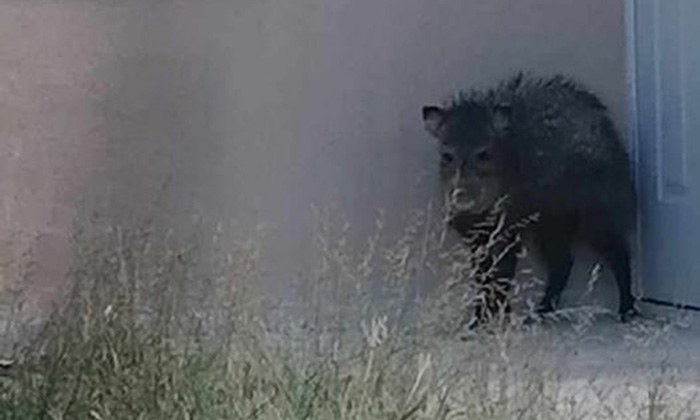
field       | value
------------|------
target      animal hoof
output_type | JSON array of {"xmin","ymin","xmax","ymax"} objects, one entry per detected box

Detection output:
[
  {"xmin": 522, "ymin": 314, "xmax": 538, "ymax": 325},
  {"xmin": 619, "ymin": 306, "xmax": 640, "ymax": 323},
  {"xmin": 535, "ymin": 303, "xmax": 555, "ymax": 316}
]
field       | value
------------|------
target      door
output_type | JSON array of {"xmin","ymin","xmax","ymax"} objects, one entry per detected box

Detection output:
[{"xmin": 630, "ymin": 0, "xmax": 700, "ymax": 309}]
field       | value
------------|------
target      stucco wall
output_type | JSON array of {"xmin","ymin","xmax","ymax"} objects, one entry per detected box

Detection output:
[{"xmin": 0, "ymin": 0, "xmax": 627, "ymax": 317}]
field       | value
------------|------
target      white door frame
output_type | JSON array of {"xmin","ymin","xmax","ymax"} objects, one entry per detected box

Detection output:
[
  {"xmin": 624, "ymin": 0, "xmax": 644, "ymax": 302},
  {"xmin": 624, "ymin": 0, "xmax": 700, "ymax": 311}
]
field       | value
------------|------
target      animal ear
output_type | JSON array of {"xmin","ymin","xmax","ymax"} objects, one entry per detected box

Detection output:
[
  {"xmin": 422, "ymin": 106, "xmax": 446, "ymax": 140},
  {"xmin": 492, "ymin": 104, "xmax": 510, "ymax": 134}
]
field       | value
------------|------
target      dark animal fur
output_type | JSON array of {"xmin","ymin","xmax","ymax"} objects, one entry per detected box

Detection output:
[{"xmin": 422, "ymin": 73, "xmax": 639, "ymax": 326}]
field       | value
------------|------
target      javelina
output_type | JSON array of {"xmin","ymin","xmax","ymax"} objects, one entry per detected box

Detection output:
[{"xmin": 421, "ymin": 73, "xmax": 638, "ymax": 324}]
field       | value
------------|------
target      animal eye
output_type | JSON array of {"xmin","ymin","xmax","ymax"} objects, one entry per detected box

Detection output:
[
  {"xmin": 475, "ymin": 149, "xmax": 491, "ymax": 162},
  {"xmin": 441, "ymin": 152, "xmax": 455, "ymax": 164}
]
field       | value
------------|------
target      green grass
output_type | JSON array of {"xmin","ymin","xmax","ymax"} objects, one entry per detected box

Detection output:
[{"xmin": 0, "ymin": 213, "xmax": 698, "ymax": 419}]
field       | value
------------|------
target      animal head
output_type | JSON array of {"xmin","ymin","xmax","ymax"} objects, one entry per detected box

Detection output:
[{"xmin": 422, "ymin": 102, "xmax": 510, "ymax": 219}]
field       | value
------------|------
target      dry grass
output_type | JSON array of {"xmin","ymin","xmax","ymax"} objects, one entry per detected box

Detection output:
[{"xmin": 0, "ymin": 209, "xmax": 698, "ymax": 419}]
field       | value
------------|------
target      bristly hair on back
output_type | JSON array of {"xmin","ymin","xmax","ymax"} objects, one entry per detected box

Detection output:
[
  {"xmin": 439, "ymin": 72, "xmax": 608, "ymax": 114},
  {"xmin": 440, "ymin": 71, "xmax": 528, "ymax": 112}
]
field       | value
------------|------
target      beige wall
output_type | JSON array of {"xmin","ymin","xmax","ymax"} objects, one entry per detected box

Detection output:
[{"xmin": 0, "ymin": 0, "xmax": 627, "ymax": 315}]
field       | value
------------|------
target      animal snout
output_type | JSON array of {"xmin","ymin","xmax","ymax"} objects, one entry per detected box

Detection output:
[
  {"xmin": 451, "ymin": 188, "xmax": 468, "ymax": 200},
  {"xmin": 450, "ymin": 189, "xmax": 476, "ymax": 210}
]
